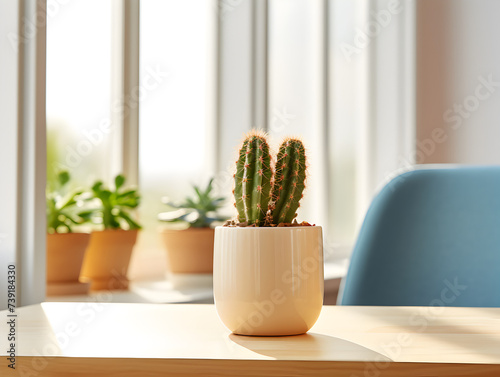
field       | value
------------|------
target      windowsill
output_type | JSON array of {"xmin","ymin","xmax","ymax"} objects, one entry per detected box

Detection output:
[
  {"xmin": 46, "ymin": 260, "xmax": 349, "ymax": 304},
  {"xmin": 46, "ymin": 278, "xmax": 214, "ymax": 304}
]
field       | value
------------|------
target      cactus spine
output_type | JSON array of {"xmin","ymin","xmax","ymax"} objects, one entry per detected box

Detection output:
[
  {"xmin": 233, "ymin": 133, "xmax": 273, "ymax": 226},
  {"xmin": 270, "ymin": 138, "xmax": 307, "ymax": 224}
]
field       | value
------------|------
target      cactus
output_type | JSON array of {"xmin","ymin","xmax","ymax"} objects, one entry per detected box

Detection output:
[
  {"xmin": 231, "ymin": 132, "xmax": 308, "ymax": 226},
  {"xmin": 233, "ymin": 132, "xmax": 273, "ymax": 226},
  {"xmin": 270, "ymin": 138, "xmax": 307, "ymax": 224}
]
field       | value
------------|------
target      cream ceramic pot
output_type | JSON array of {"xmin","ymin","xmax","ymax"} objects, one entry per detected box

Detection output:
[{"xmin": 214, "ymin": 226, "xmax": 324, "ymax": 336}]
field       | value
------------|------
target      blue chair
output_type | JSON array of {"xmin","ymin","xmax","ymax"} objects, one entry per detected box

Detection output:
[{"xmin": 339, "ymin": 166, "xmax": 500, "ymax": 307}]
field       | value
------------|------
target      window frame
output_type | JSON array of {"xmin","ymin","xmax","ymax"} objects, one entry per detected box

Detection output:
[
  {"xmin": 0, "ymin": 0, "xmax": 47, "ymax": 308},
  {"xmin": 110, "ymin": 0, "xmax": 141, "ymax": 185}
]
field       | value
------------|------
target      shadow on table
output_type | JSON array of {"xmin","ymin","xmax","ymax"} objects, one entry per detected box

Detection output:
[{"xmin": 228, "ymin": 332, "xmax": 392, "ymax": 362}]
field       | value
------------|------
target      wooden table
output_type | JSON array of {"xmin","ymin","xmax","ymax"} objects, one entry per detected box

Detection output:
[{"xmin": 1, "ymin": 303, "xmax": 499, "ymax": 376}]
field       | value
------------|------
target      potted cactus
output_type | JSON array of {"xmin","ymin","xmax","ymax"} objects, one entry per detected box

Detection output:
[
  {"xmin": 214, "ymin": 131, "xmax": 324, "ymax": 336},
  {"xmin": 46, "ymin": 171, "xmax": 91, "ymax": 296},
  {"xmin": 79, "ymin": 174, "xmax": 141, "ymax": 291},
  {"xmin": 158, "ymin": 179, "xmax": 227, "ymax": 280}
]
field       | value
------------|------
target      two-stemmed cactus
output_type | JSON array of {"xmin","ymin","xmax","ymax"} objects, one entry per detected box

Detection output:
[{"xmin": 233, "ymin": 131, "xmax": 307, "ymax": 226}]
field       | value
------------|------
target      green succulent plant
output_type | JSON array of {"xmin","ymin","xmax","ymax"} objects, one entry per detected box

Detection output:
[
  {"xmin": 158, "ymin": 178, "xmax": 227, "ymax": 228},
  {"xmin": 46, "ymin": 171, "xmax": 84, "ymax": 233},
  {"xmin": 79, "ymin": 174, "xmax": 141, "ymax": 230},
  {"xmin": 233, "ymin": 131, "xmax": 307, "ymax": 226}
]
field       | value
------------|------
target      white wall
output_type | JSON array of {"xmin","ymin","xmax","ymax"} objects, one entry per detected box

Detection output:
[{"xmin": 417, "ymin": 0, "xmax": 500, "ymax": 164}]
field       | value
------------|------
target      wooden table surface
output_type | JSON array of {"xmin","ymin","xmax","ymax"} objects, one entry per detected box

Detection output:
[{"xmin": 1, "ymin": 303, "xmax": 499, "ymax": 376}]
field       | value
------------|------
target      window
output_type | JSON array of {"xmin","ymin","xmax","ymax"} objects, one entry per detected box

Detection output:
[
  {"xmin": 133, "ymin": 0, "xmax": 214, "ymax": 279},
  {"xmin": 46, "ymin": 0, "xmax": 114, "ymax": 188},
  {"xmin": 1, "ymin": 0, "xmax": 416, "ymax": 306},
  {"xmin": 44, "ymin": 0, "xmax": 414, "ymax": 284}
]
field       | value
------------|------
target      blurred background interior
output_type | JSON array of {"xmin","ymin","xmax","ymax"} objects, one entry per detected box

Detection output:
[{"xmin": 4, "ymin": 0, "xmax": 500, "ymax": 303}]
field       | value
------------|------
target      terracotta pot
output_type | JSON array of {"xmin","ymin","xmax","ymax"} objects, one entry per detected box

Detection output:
[
  {"xmin": 46, "ymin": 232, "xmax": 91, "ymax": 296},
  {"xmin": 214, "ymin": 226, "xmax": 324, "ymax": 336},
  {"xmin": 80, "ymin": 229, "xmax": 138, "ymax": 291},
  {"xmin": 161, "ymin": 227, "xmax": 215, "ymax": 274}
]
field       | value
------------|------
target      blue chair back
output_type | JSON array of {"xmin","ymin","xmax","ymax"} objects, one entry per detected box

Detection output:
[{"xmin": 339, "ymin": 167, "xmax": 500, "ymax": 307}]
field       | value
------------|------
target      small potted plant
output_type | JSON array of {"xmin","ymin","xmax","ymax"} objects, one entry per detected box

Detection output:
[
  {"xmin": 158, "ymin": 178, "xmax": 227, "ymax": 278},
  {"xmin": 79, "ymin": 174, "xmax": 141, "ymax": 291},
  {"xmin": 46, "ymin": 171, "xmax": 91, "ymax": 296},
  {"xmin": 214, "ymin": 131, "xmax": 324, "ymax": 336}
]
